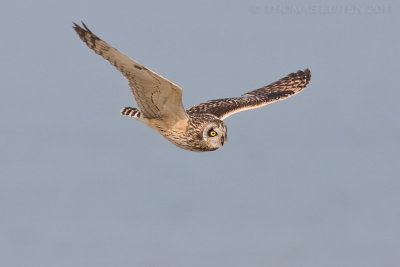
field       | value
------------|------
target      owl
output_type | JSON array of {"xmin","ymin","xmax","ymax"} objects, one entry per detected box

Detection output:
[{"xmin": 73, "ymin": 22, "xmax": 311, "ymax": 152}]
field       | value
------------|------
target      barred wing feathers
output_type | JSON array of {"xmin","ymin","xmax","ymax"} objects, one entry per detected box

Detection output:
[{"xmin": 187, "ymin": 69, "xmax": 311, "ymax": 120}]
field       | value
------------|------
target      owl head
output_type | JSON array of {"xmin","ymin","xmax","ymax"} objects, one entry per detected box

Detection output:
[{"xmin": 186, "ymin": 114, "xmax": 227, "ymax": 151}]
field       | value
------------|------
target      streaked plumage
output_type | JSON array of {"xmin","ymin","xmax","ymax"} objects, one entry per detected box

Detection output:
[{"xmin": 73, "ymin": 22, "xmax": 311, "ymax": 151}]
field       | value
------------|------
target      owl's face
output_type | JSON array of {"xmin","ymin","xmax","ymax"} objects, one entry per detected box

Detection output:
[
  {"xmin": 201, "ymin": 122, "xmax": 227, "ymax": 150},
  {"xmin": 185, "ymin": 114, "xmax": 227, "ymax": 151}
]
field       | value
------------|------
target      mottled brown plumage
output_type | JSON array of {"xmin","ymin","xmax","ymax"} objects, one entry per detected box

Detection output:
[{"xmin": 73, "ymin": 22, "xmax": 311, "ymax": 151}]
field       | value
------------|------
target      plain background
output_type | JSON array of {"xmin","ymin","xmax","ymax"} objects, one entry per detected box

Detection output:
[{"xmin": 1, "ymin": 0, "xmax": 399, "ymax": 266}]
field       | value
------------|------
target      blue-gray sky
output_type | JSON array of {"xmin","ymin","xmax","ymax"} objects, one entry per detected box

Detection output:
[{"xmin": 1, "ymin": 0, "xmax": 399, "ymax": 266}]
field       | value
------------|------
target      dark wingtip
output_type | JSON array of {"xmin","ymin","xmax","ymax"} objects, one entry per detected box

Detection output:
[
  {"xmin": 72, "ymin": 21, "xmax": 83, "ymax": 34},
  {"xmin": 295, "ymin": 69, "xmax": 311, "ymax": 86},
  {"xmin": 303, "ymin": 68, "xmax": 311, "ymax": 83},
  {"xmin": 81, "ymin": 21, "xmax": 90, "ymax": 31},
  {"xmin": 72, "ymin": 21, "xmax": 90, "ymax": 33}
]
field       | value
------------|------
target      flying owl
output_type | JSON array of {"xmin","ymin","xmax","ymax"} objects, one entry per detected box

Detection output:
[{"xmin": 73, "ymin": 22, "xmax": 311, "ymax": 152}]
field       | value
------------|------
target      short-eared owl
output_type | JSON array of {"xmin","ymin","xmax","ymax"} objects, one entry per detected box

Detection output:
[{"xmin": 73, "ymin": 22, "xmax": 311, "ymax": 152}]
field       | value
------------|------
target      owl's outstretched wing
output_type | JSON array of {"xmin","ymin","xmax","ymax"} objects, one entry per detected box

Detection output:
[
  {"xmin": 73, "ymin": 22, "xmax": 188, "ymax": 123},
  {"xmin": 187, "ymin": 69, "xmax": 311, "ymax": 120}
]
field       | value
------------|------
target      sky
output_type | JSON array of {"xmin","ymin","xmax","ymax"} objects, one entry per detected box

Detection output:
[{"xmin": 1, "ymin": 0, "xmax": 399, "ymax": 266}]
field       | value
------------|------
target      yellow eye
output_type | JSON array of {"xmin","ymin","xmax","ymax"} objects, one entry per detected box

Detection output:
[{"xmin": 209, "ymin": 130, "xmax": 217, "ymax": 137}]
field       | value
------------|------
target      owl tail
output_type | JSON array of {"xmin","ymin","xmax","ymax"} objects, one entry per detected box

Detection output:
[{"xmin": 120, "ymin": 107, "xmax": 141, "ymax": 119}]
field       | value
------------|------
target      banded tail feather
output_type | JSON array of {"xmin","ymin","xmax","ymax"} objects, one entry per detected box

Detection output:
[{"xmin": 121, "ymin": 107, "xmax": 141, "ymax": 119}]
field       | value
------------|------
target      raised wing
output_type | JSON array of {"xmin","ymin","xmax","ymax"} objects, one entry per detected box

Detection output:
[
  {"xmin": 73, "ymin": 22, "xmax": 188, "ymax": 123},
  {"xmin": 187, "ymin": 69, "xmax": 311, "ymax": 120}
]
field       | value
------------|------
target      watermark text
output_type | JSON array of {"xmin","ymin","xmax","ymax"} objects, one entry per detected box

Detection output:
[{"xmin": 250, "ymin": 5, "xmax": 391, "ymax": 16}]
